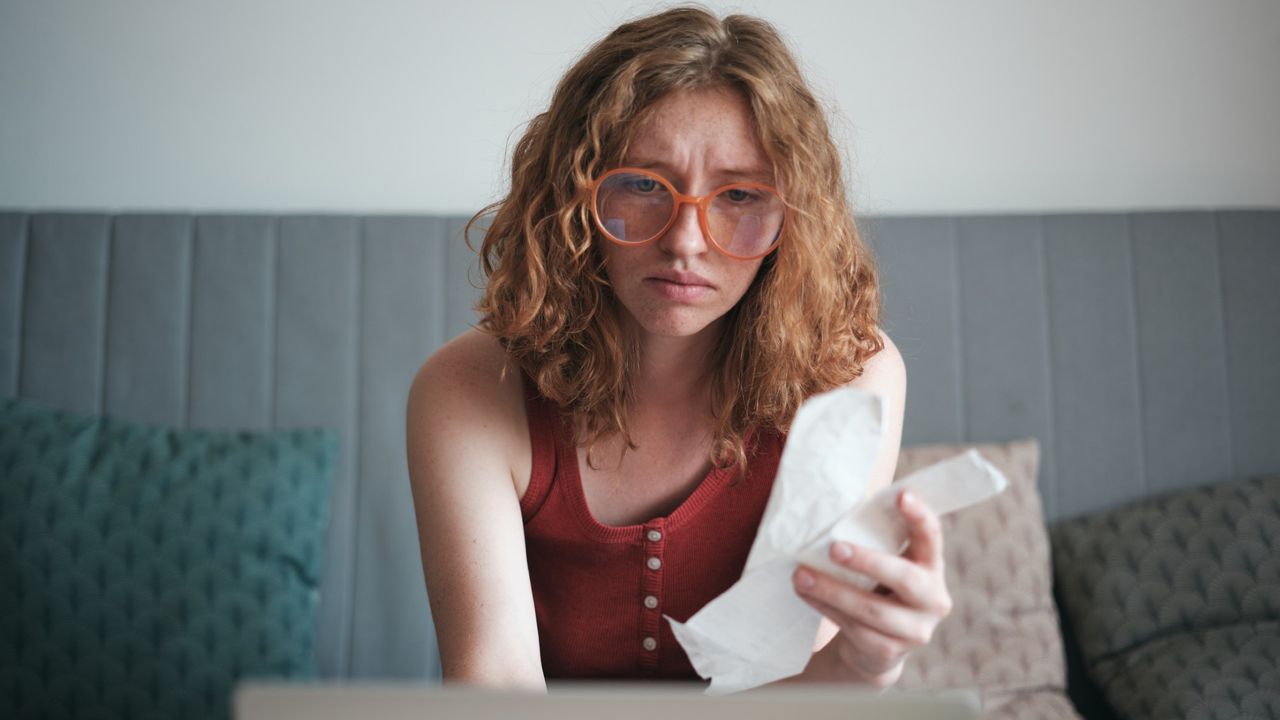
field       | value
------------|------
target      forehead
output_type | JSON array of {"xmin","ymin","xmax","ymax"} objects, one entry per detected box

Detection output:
[{"xmin": 623, "ymin": 86, "xmax": 773, "ymax": 179}]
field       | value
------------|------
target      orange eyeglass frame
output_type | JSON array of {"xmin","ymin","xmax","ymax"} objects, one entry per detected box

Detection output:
[{"xmin": 588, "ymin": 167, "xmax": 787, "ymax": 261}]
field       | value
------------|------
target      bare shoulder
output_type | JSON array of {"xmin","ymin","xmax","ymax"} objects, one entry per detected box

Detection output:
[
  {"xmin": 850, "ymin": 327, "xmax": 906, "ymax": 393},
  {"xmin": 849, "ymin": 327, "xmax": 906, "ymax": 488},
  {"xmin": 407, "ymin": 328, "xmax": 530, "ymax": 493},
  {"xmin": 413, "ymin": 327, "xmax": 519, "ymax": 402}
]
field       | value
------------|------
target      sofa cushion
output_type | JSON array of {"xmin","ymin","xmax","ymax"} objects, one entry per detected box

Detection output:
[
  {"xmin": 1101, "ymin": 622, "xmax": 1280, "ymax": 719},
  {"xmin": 893, "ymin": 438, "xmax": 1078, "ymax": 718},
  {"xmin": 0, "ymin": 396, "xmax": 338, "ymax": 720},
  {"xmin": 1052, "ymin": 475, "xmax": 1280, "ymax": 720},
  {"xmin": 983, "ymin": 691, "xmax": 1083, "ymax": 720}
]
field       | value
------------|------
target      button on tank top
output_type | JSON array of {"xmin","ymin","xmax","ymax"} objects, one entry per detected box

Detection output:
[{"xmin": 519, "ymin": 373, "xmax": 785, "ymax": 680}]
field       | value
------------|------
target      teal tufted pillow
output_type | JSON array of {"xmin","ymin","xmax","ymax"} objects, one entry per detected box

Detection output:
[{"xmin": 0, "ymin": 396, "xmax": 338, "ymax": 720}]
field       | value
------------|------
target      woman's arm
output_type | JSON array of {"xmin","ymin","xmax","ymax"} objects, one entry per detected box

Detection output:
[
  {"xmin": 406, "ymin": 331, "xmax": 546, "ymax": 689},
  {"xmin": 807, "ymin": 329, "xmax": 909, "ymax": 655}
]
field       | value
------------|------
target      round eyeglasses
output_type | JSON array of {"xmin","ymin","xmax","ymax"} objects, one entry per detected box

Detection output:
[{"xmin": 589, "ymin": 168, "xmax": 786, "ymax": 260}]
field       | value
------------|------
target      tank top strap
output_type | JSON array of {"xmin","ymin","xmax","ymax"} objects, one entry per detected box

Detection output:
[{"xmin": 519, "ymin": 371, "xmax": 559, "ymax": 522}]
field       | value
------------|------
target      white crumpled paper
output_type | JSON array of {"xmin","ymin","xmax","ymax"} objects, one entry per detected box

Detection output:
[{"xmin": 667, "ymin": 385, "xmax": 1008, "ymax": 694}]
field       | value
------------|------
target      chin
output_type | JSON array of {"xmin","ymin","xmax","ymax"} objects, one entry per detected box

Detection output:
[{"xmin": 630, "ymin": 309, "xmax": 722, "ymax": 339}]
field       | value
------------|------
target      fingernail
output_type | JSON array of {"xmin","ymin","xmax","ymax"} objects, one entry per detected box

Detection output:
[
  {"xmin": 832, "ymin": 542, "xmax": 853, "ymax": 560},
  {"xmin": 795, "ymin": 569, "xmax": 815, "ymax": 589},
  {"xmin": 901, "ymin": 491, "xmax": 918, "ymax": 508}
]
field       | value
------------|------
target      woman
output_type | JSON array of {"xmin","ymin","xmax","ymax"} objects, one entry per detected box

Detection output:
[{"xmin": 406, "ymin": 6, "xmax": 951, "ymax": 690}]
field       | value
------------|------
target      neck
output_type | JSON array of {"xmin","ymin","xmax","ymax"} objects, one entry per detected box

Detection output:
[{"xmin": 628, "ymin": 320, "xmax": 722, "ymax": 422}]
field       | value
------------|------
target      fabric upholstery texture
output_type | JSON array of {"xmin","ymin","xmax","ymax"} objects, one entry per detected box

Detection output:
[
  {"xmin": 1052, "ymin": 475, "xmax": 1280, "ymax": 720},
  {"xmin": 0, "ymin": 396, "xmax": 337, "ymax": 720},
  {"xmin": 893, "ymin": 438, "xmax": 1079, "ymax": 719},
  {"xmin": 984, "ymin": 691, "xmax": 1084, "ymax": 720},
  {"xmin": 5, "ymin": 209, "xmax": 1279, "ymax": 680}
]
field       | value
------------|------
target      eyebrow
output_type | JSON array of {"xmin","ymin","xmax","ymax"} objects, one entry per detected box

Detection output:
[{"xmin": 626, "ymin": 158, "xmax": 776, "ymax": 186}]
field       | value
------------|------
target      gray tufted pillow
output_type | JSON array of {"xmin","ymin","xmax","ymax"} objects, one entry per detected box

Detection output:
[{"xmin": 1052, "ymin": 475, "xmax": 1280, "ymax": 720}]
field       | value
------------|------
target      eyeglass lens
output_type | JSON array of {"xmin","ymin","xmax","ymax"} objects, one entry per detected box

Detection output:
[{"xmin": 595, "ymin": 172, "xmax": 784, "ymax": 258}]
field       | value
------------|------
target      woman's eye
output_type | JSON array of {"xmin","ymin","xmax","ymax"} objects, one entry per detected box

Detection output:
[
  {"xmin": 630, "ymin": 178, "xmax": 658, "ymax": 192},
  {"xmin": 725, "ymin": 188, "xmax": 758, "ymax": 202}
]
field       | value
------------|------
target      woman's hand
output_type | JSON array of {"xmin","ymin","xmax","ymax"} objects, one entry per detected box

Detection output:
[{"xmin": 791, "ymin": 489, "xmax": 952, "ymax": 688}]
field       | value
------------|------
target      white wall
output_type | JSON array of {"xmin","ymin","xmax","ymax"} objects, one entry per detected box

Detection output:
[{"xmin": 1, "ymin": 0, "xmax": 1277, "ymax": 215}]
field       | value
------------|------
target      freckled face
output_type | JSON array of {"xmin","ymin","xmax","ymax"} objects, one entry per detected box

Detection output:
[{"xmin": 599, "ymin": 86, "xmax": 774, "ymax": 341}]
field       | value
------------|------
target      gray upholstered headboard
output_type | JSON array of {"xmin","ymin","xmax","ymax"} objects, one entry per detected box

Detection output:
[
  {"xmin": 865, "ymin": 211, "xmax": 1279, "ymax": 518},
  {"xmin": 2, "ymin": 209, "xmax": 1277, "ymax": 681}
]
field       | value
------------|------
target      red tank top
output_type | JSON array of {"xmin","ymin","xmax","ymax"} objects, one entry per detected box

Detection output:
[{"xmin": 519, "ymin": 374, "xmax": 785, "ymax": 680}]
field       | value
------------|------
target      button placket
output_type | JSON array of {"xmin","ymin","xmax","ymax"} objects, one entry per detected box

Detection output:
[{"xmin": 639, "ymin": 519, "xmax": 666, "ymax": 670}]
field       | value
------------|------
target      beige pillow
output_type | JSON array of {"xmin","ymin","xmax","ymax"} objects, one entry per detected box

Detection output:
[{"xmin": 892, "ymin": 438, "xmax": 1079, "ymax": 720}]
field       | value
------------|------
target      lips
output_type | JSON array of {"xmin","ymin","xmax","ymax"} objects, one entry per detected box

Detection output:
[
  {"xmin": 646, "ymin": 270, "xmax": 714, "ymax": 288},
  {"xmin": 642, "ymin": 270, "xmax": 714, "ymax": 302}
]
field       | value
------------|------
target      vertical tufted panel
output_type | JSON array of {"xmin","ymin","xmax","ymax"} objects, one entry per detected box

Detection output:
[
  {"xmin": 864, "ymin": 216, "xmax": 965, "ymax": 446},
  {"xmin": 0, "ymin": 213, "xmax": 26, "ymax": 396},
  {"xmin": 955, "ymin": 216, "xmax": 1057, "ymax": 517},
  {"xmin": 188, "ymin": 215, "xmax": 274, "ymax": 431},
  {"xmin": 1042, "ymin": 214, "xmax": 1144, "ymax": 520},
  {"xmin": 1131, "ymin": 212, "xmax": 1234, "ymax": 494},
  {"xmin": 353, "ymin": 216, "xmax": 447, "ymax": 678},
  {"xmin": 1219, "ymin": 210, "xmax": 1280, "ymax": 478},
  {"xmin": 273, "ymin": 215, "xmax": 361, "ymax": 678},
  {"xmin": 20, "ymin": 213, "xmax": 110, "ymax": 415},
  {"xmin": 105, "ymin": 214, "xmax": 193, "ymax": 428},
  {"xmin": 443, "ymin": 215, "xmax": 484, "ymax": 342}
]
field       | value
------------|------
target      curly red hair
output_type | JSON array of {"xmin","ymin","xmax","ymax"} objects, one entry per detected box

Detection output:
[{"xmin": 469, "ymin": 5, "xmax": 883, "ymax": 474}]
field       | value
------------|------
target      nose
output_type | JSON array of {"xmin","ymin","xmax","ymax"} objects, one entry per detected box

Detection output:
[{"xmin": 657, "ymin": 200, "xmax": 711, "ymax": 258}]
